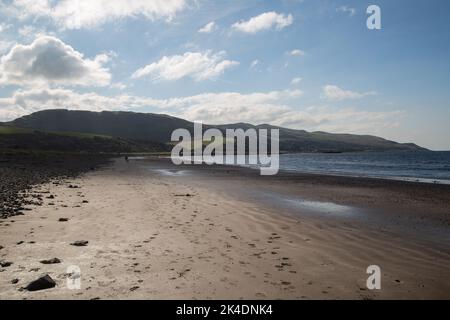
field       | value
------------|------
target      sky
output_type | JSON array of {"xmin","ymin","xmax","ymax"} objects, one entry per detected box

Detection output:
[{"xmin": 0, "ymin": 0, "xmax": 449, "ymax": 150}]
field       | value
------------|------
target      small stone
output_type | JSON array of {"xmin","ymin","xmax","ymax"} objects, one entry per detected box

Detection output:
[
  {"xmin": 16, "ymin": 241, "xmax": 24, "ymax": 245},
  {"xmin": 0, "ymin": 260, "xmax": 13, "ymax": 268},
  {"xmin": 130, "ymin": 286, "xmax": 140, "ymax": 291},
  {"xmin": 58, "ymin": 218, "xmax": 69, "ymax": 222},
  {"xmin": 40, "ymin": 258, "xmax": 62, "ymax": 264},
  {"xmin": 11, "ymin": 279, "xmax": 19, "ymax": 284},
  {"xmin": 25, "ymin": 275, "xmax": 56, "ymax": 291},
  {"xmin": 70, "ymin": 240, "xmax": 88, "ymax": 247}
]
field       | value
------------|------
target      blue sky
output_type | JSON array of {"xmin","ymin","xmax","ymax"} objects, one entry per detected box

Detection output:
[{"xmin": 0, "ymin": 0, "xmax": 449, "ymax": 150}]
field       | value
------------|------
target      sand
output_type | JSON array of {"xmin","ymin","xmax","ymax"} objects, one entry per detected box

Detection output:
[{"xmin": 1, "ymin": 157, "xmax": 449, "ymax": 299}]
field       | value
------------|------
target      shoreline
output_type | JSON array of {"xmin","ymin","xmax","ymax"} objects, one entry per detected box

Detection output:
[
  {"xmin": 1, "ymin": 156, "xmax": 449, "ymax": 299},
  {"xmin": 160, "ymin": 150, "xmax": 450, "ymax": 185}
]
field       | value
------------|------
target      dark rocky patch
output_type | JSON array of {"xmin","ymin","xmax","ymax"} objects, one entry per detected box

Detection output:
[
  {"xmin": 24, "ymin": 274, "xmax": 56, "ymax": 291},
  {"xmin": 40, "ymin": 258, "xmax": 62, "ymax": 264},
  {"xmin": 0, "ymin": 260, "xmax": 13, "ymax": 267},
  {"xmin": 70, "ymin": 240, "xmax": 88, "ymax": 247},
  {"xmin": 0, "ymin": 153, "xmax": 111, "ymax": 219}
]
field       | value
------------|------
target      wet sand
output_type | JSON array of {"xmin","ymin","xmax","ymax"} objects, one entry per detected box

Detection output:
[{"xmin": 1, "ymin": 157, "xmax": 450, "ymax": 299}]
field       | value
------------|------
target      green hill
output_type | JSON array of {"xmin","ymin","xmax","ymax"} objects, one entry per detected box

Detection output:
[
  {"xmin": 0, "ymin": 124, "xmax": 168, "ymax": 153},
  {"xmin": 5, "ymin": 109, "xmax": 426, "ymax": 153}
]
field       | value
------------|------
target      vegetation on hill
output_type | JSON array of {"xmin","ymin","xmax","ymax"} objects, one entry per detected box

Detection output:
[
  {"xmin": 0, "ymin": 125, "xmax": 169, "ymax": 153},
  {"xmin": 3, "ymin": 109, "xmax": 427, "ymax": 153}
]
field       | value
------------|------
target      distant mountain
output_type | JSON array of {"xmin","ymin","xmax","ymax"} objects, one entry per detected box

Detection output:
[
  {"xmin": 6, "ymin": 109, "xmax": 426, "ymax": 153},
  {"xmin": 10, "ymin": 109, "xmax": 193, "ymax": 144}
]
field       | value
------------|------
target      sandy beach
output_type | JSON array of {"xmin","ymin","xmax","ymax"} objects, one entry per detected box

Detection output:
[{"xmin": 1, "ymin": 157, "xmax": 450, "ymax": 300}]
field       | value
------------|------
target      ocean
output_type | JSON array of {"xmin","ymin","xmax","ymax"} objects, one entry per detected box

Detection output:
[
  {"xmin": 276, "ymin": 151, "xmax": 450, "ymax": 184},
  {"xmin": 167, "ymin": 150, "xmax": 450, "ymax": 184}
]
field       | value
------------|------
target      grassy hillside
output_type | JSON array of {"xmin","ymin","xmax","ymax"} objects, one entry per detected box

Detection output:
[
  {"xmin": 0, "ymin": 125, "xmax": 169, "ymax": 153},
  {"xmin": 0, "ymin": 126, "xmax": 33, "ymax": 134},
  {"xmin": 11, "ymin": 109, "xmax": 194, "ymax": 143},
  {"xmin": 8, "ymin": 109, "xmax": 427, "ymax": 153}
]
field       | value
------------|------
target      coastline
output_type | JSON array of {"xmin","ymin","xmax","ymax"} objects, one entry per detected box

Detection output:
[
  {"xmin": 166, "ymin": 150, "xmax": 450, "ymax": 185},
  {"xmin": 1, "ymin": 156, "xmax": 449, "ymax": 299}
]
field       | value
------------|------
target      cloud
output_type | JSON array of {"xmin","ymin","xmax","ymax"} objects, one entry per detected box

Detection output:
[
  {"xmin": 0, "ymin": 88, "xmax": 299, "ymax": 121},
  {"xmin": 18, "ymin": 25, "xmax": 36, "ymax": 37},
  {"xmin": 0, "ymin": 87, "xmax": 161, "ymax": 120},
  {"xmin": 0, "ymin": 36, "xmax": 111, "ymax": 87},
  {"xmin": 323, "ymin": 85, "xmax": 375, "ymax": 101},
  {"xmin": 168, "ymin": 90, "xmax": 303, "ymax": 124},
  {"xmin": 160, "ymin": 91, "xmax": 401, "ymax": 136},
  {"xmin": 4, "ymin": 0, "xmax": 188, "ymax": 29},
  {"xmin": 198, "ymin": 21, "xmax": 217, "ymax": 34},
  {"xmin": 0, "ymin": 24, "xmax": 14, "ymax": 54},
  {"xmin": 288, "ymin": 49, "xmax": 305, "ymax": 57},
  {"xmin": 336, "ymin": 6, "xmax": 356, "ymax": 17},
  {"xmin": 110, "ymin": 82, "xmax": 127, "ymax": 90},
  {"xmin": 291, "ymin": 77, "xmax": 302, "ymax": 85},
  {"xmin": 132, "ymin": 51, "xmax": 239, "ymax": 82},
  {"xmin": 250, "ymin": 59, "xmax": 259, "ymax": 68},
  {"xmin": 0, "ymin": 41, "xmax": 14, "ymax": 55},
  {"xmin": 0, "ymin": 87, "xmax": 401, "ymax": 136},
  {"xmin": 271, "ymin": 106, "xmax": 403, "ymax": 135},
  {"xmin": 0, "ymin": 88, "xmax": 303, "ymax": 124},
  {"xmin": 232, "ymin": 12, "xmax": 293, "ymax": 34}
]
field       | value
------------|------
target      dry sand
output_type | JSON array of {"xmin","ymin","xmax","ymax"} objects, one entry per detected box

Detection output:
[{"xmin": 1, "ymin": 157, "xmax": 449, "ymax": 299}]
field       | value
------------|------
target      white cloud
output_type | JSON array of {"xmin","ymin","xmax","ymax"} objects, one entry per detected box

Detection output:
[
  {"xmin": 271, "ymin": 106, "xmax": 403, "ymax": 135},
  {"xmin": 288, "ymin": 49, "xmax": 305, "ymax": 57},
  {"xmin": 132, "ymin": 51, "xmax": 239, "ymax": 82},
  {"xmin": 0, "ymin": 87, "xmax": 161, "ymax": 120},
  {"xmin": 337, "ymin": 6, "xmax": 356, "ymax": 17},
  {"xmin": 198, "ymin": 21, "xmax": 217, "ymax": 34},
  {"xmin": 16, "ymin": 24, "xmax": 55, "ymax": 41},
  {"xmin": 250, "ymin": 59, "xmax": 259, "ymax": 68},
  {"xmin": 323, "ymin": 85, "xmax": 375, "ymax": 101},
  {"xmin": 291, "ymin": 77, "xmax": 302, "ymax": 85},
  {"xmin": 0, "ymin": 41, "xmax": 14, "ymax": 55},
  {"xmin": 160, "ymin": 91, "xmax": 401, "ymax": 136},
  {"xmin": 4, "ymin": 0, "xmax": 188, "ymax": 29},
  {"xmin": 168, "ymin": 90, "xmax": 303, "ymax": 124},
  {"xmin": 0, "ymin": 35, "xmax": 111, "ymax": 87},
  {"xmin": 232, "ymin": 12, "xmax": 293, "ymax": 34},
  {"xmin": 0, "ymin": 88, "xmax": 300, "ymax": 121}
]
